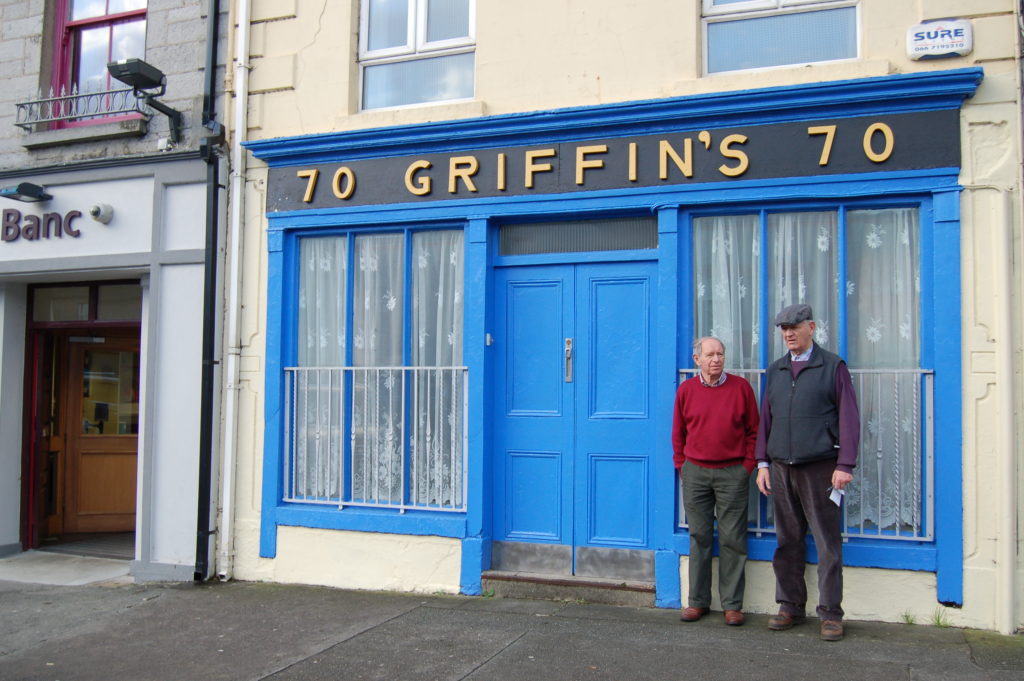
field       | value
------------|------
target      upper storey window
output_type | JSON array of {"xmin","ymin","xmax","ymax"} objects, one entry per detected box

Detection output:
[
  {"xmin": 359, "ymin": 0, "xmax": 475, "ymax": 110},
  {"xmin": 56, "ymin": 0, "xmax": 148, "ymax": 96},
  {"xmin": 703, "ymin": 0, "xmax": 857, "ymax": 74}
]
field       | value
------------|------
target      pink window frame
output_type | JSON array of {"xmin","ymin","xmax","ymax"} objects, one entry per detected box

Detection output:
[{"xmin": 51, "ymin": 0, "xmax": 148, "ymax": 129}]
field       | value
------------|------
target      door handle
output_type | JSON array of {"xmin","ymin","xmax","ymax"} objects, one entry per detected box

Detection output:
[{"xmin": 564, "ymin": 338, "xmax": 573, "ymax": 383}]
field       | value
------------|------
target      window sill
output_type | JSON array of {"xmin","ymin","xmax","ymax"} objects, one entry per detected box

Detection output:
[
  {"xmin": 342, "ymin": 99, "xmax": 486, "ymax": 132},
  {"xmin": 696, "ymin": 59, "xmax": 892, "ymax": 89},
  {"xmin": 274, "ymin": 503, "xmax": 467, "ymax": 538},
  {"xmin": 21, "ymin": 117, "xmax": 148, "ymax": 150}
]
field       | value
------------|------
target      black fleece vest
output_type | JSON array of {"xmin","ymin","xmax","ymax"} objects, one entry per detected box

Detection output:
[{"xmin": 764, "ymin": 345, "xmax": 844, "ymax": 465}]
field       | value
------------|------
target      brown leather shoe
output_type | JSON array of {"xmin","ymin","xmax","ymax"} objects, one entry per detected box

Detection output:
[
  {"xmin": 679, "ymin": 606, "xmax": 710, "ymax": 622},
  {"xmin": 820, "ymin": 619, "xmax": 844, "ymax": 641},
  {"xmin": 767, "ymin": 612, "xmax": 807, "ymax": 630},
  {"xmin": 724, "ymin": 609, "xmax": 745, "ymax": 626}
]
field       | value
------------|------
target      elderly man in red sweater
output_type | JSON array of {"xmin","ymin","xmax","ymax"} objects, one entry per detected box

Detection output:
[{"xmin": 673, "ymin": 336, "xmax": 759, "ymax": 626}]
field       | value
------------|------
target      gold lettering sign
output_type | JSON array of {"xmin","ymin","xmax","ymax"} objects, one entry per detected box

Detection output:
[
  {"xmin": 405, "ymin": 160, "xmax": 432, "ymax": 196},
  {"xmin": 272, "ymin": 116, "xmax": 934, "ymax": 211}
]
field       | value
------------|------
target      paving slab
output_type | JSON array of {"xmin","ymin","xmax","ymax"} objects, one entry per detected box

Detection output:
[
  {"xmin": 0, "ymin": 578, "xmax": 1022, "ymax": 681},
  {"xmin": 0, "ymin": 550, "xmax": 129, "ymax": 586}
]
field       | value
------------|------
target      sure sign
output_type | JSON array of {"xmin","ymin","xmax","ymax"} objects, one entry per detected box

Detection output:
[{"xmin": 907, "ymin": 19, "xmax": 972, "ymax": 60}]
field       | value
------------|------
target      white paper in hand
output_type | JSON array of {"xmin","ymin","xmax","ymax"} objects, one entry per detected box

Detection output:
[{"xmin": 829, "ymin": 487, "xmax": 844, "ymax": 507}]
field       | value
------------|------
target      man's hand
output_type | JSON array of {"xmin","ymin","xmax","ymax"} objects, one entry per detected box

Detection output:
[
  {"xmin": 831, "ymin": 469, "xmax": 853, "ymax": 491},
  {"xmin": 756, "ymin": 468, "xmax": 772, "ymax": 496}
]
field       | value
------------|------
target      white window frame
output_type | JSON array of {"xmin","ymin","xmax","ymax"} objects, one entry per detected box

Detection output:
[
  {"xmin": 702, "ymin": 0, "xmax": 845, "ymax": 15},
  {"xmin": 359, "ymin": 0, "xmax": 475, "ymax": 61},
  {"xmin": 702, "ymin": 0, "xmax": 859, "ymax": 75},
  {"xmin": 358, "ymin": 0, "xmax": 476, "ymax": 110}
]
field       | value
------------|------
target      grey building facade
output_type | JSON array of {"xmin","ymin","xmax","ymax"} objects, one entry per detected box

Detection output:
[{"xmin": 0, "ymin": 0, "xmax": 228, "ymax": 581}]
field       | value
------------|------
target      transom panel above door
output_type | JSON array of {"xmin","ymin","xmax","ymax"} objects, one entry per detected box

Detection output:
[{"xmin": 492, "ymin": 260, "xmax": 656, "ymax": 581}]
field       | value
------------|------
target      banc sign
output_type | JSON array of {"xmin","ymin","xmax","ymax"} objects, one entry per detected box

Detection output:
[{"xmin": 2, "ymin": 208, "xmax": 83, "ymax": 243}]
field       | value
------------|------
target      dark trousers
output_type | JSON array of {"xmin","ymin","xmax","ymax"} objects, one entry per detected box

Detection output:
[
  {"xmin": 770, "ymin": 458, "xmax": 844, "ymax": 621},
  {"xmin": 681, "ymin": 461, "xmax": 750, "ymax": 610}
]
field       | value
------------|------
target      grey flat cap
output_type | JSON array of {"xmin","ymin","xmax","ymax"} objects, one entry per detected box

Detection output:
[{"xmin": 774, "ymin": 303, "xmax": 813, "ymax": 326}]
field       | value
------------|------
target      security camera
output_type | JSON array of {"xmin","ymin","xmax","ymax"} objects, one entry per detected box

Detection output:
[{"xmin": 89, "ymin": 203, "xmax": 114, "ymax": 224}]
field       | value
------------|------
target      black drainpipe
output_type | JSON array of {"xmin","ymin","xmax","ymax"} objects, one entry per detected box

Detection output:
[{"xmin": 195, "ymin": 0, "xmax": 224, "ymax": 581}]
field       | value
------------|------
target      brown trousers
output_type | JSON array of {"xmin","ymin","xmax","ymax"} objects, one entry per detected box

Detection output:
[{"xmin": 770, "ymin": 457, "xmax": 845, "ymax": 621}]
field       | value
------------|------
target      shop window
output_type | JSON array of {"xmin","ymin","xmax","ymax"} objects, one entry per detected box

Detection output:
[
  {"xmin": 31, "ymin": 282, "xmax": 142, "ymax": 323},
  {"xmin": 703, "ymin": 0, "xmax": 857, "ymax": 74},
  {"xmin": 286, "ymin": 230, "xmax": 466, "ymax": 511},
  {"xmin": 687, "ymin": 206, "xmax": 930, "ymax": 542},
  {"xmin": 97, "ymin": 284, "xmax": 143, "ymax": 321},
  {"xmin": 359, "ymin": 0, "xmax": 475, "ymax": 110},
  {"xmin": 32, "ymin": 286, "xmax": 90, "ymax": 322}
]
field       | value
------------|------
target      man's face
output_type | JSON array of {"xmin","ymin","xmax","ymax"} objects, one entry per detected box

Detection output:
[
  {"xmin": 779, "ymin": 320, "xmax": 816, "ymax": 354},
  {"xmin": 694, "ymin": 339, "xmax": 725, "ymax": 382}
]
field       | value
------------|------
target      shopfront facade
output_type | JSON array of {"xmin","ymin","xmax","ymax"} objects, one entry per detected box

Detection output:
[
  {"xmin": 243, "ymin": 67, "xmax": 992, "ymax": 614},
  {"xmin": 230, "ymin": 1, "xmax": 1023, "ymax": 633},
  {"xmin": 0, "ymin": 158, "xmax": 216, "ymax": 579}
]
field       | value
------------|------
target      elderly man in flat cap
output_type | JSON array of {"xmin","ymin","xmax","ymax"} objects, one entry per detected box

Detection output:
[{"xmin": 754, "ymin": 303, "xmax": 860, "ymax": 642}]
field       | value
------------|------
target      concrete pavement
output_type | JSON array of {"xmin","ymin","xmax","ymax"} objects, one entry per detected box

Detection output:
[{"xmin": 0, "ymin": 555, "xmax": 1022, "ymax": 680}]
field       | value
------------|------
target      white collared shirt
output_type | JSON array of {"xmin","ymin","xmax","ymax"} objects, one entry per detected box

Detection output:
[
  {"xmin": 699, "ymin": 372, "xmax": 727, "ymax": 387},
  {"xmin": 790, "ymin": 346, "xmax": 813, "ymax": 362}
]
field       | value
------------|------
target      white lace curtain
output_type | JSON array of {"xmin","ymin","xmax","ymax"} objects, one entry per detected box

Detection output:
[
  {"xmin": 411, "ymin": 231, "xmax": 465, "ymax": 508},
  {"xmin": 693, "ymin": 214, "xmax": 760, "ymax": 369},
  {"xmin": 293, "ymin": 237, "xmax": 347, "ymax": 500},
  {"xmin": 294, "ymin": 230, "xmax": 465, "ymax": 507},
  {"xmin": 351, "ymin": 234, "xmax": 405, "ymax": 503},
  {"xmin": 845, "ymin": 208, "xmax": 921, "ymax": 534},
  {"xmin": 693, "ymin": 208, "xmax": 923, "ymax": 535},
  {"xmin": 768, "ymin": 211, "xmax": 839, "ymax": 357},
  {"xmin": 298, "ymin": 237, "xmax": 347, "ymax": 367}
]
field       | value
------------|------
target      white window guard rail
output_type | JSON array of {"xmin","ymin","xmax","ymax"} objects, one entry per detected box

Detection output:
[
  {"xmin": 284, "ymin": 366, "xmax": 468, "ymax": 513},
  {"xmin": 677, "ymin": 368, "xmax": 935, "ymax": 542}
]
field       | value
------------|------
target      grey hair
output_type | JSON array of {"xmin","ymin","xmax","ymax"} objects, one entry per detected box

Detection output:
[{"xmin": 692, "ymin": 336, "xmax": 725, "ymax": 357}]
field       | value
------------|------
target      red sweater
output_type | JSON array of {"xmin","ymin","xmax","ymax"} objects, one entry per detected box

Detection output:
[{"xmin": 672, "ymin": 374, "xmax": 759, "ymax": 473}]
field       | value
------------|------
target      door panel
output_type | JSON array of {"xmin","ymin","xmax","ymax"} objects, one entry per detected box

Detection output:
[
  {"xmin": 574, "ymin": 266, "xmax": 653, "ymax": 552},
  {"xmin": 495, "ymin": 267, "xmax": 573, "ymax": 546},
  {"xmin": 505, "ymin": 451, "xmax": 561, "ymax": 540},
  {"xmin": 493, "ymin": 261, "xmax": 656, "ymax": 578},
  {"xmin": 582, "ymin": 272, "xmax": 650, "ymax": 418},
  {"xmin": 506, "ymin": 276, "xmax": 567, "ymax": 416},
  {"xmin": 585, "ymin": 454, "xmax": 648, "ymax": 545},
  {"xmin": 64, "ymin": 341, "xmax": 139, "ymax": 533}
]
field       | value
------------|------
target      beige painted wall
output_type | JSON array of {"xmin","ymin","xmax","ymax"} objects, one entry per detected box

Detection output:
[
  {"xmin": 242, "ymin": 1, "xmax": 1018, "ymax": 138},
  {"xmin": 233, "ymin": 525, "xmax": 462, "ymax": 593},
  {"xmin": 228, "ymin": 1, "xmax": 1023, "ymax": 632},
  {"xmin": 680, "ymin": 557, "xmax": 951, "ymax": 626}
]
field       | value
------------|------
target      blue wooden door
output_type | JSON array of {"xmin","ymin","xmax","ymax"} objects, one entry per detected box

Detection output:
[{"xmin": 493, "ymin": 261, "xmax": 656, "ymax": 578}]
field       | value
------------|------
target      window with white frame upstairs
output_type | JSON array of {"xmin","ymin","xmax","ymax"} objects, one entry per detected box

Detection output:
[
  {"xmin": 703, "ymin": 0, "xmax": 858, "ymax": 75},
  {"xmin": 359, "ymin": 0, "xmax": 475, "ymax": 110}
]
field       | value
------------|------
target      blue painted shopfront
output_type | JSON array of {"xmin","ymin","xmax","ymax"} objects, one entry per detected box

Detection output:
[{"xmin": 248, "ymin": 67, "xmax": 982, "ymax": 608}]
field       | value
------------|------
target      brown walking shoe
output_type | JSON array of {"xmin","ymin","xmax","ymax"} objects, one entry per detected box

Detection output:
[
  {"xmin": 679, "ymin": 606, "xmax": 710, "ymax": 622},
  {"xmin": 724, "ymin": 609, "xmax": 745, "ymax": 626},
  {"xmin": 767, "ymin": 611, "xmax": 807, "ymax": 630},
  {"xmin": 820, "ymin": 619, "xmax": 844, "ymax": 641}
]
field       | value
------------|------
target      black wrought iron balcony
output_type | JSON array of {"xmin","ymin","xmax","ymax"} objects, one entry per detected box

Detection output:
[{"xmin": 15, "ymin": 85, "xmax": 150, "ymax": 129}]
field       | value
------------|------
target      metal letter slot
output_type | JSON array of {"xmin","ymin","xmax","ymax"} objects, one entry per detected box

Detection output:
[{"xmin": 564, "ymin": 338, "xmax": 573, "ymax": 382}]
